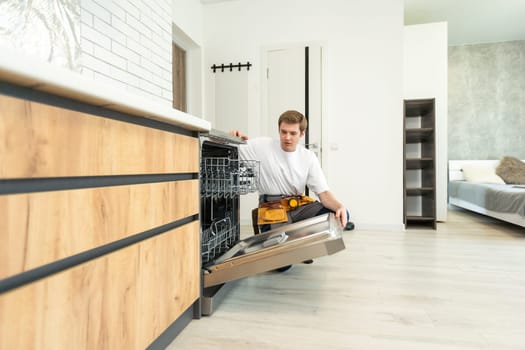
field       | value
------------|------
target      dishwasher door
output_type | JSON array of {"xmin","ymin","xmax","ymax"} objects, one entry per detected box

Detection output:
[{"xmin": 203, "ymin": 213, "xmax": 345, "ymax": 288}]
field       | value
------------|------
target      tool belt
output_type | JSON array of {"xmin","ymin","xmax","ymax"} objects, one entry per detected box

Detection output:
[{"xmin": 257, "ymin": 195, "xmax": 316, "ymax": 225}]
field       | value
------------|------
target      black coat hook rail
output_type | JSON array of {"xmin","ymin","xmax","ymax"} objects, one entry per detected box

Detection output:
[{"xmin": 211, "ymin": 62, "xmax": 252, "ymax": 73}]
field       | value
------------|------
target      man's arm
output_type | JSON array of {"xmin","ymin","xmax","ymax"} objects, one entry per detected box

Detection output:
[{"xmin": 317, "ymin": 191, "xmax": 347, "ymax": 228}]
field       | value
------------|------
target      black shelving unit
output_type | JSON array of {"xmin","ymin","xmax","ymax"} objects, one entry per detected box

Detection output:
[{"xmin": 403, "ymin": 98, "xmax": 436, "ymax": 229}]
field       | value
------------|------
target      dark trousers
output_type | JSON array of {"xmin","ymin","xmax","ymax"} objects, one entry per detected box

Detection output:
[{"xmin": 259, "ymin": 198, "xmax": 349, "ymax": 233}]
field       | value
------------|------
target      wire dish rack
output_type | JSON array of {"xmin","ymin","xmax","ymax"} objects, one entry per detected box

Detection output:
[
  {"xmin": 201, "ymin": 217, "xmax": 239, "ymax": 265},
  {"xmin": 201, "ymin": 157, "xmax": 260, "ymax": 198},
  {"xmin": 200, "ymin": 156, "xmax": 260, "ymax": 265}
]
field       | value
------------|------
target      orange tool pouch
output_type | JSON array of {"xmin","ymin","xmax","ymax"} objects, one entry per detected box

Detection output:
[{"xmin": 257, "ymin": 195, "xmax": 316, "ymax": 225}]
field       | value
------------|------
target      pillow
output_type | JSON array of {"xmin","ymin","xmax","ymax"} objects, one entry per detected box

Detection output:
[
  {"xmin": 461, "ymin": 164, "xmax": 505, "ymax": 184},
  {"xmin": 496, "ymin": 156, "xmax": 525, "ymax": 184}
]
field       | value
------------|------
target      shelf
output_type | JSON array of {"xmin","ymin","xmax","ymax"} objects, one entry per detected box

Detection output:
[
  {"xmin": 404, "ymin": 99, "xmax": 435, "ymax": 117},
  {"xmin": 406, "ymin": 216, "xmax": 435, "ymax": 222},
  {"xmin": 405, "ymin": 128, "xmax": 434, "ymax": 143},
  {"xmin": 406, "ymin": 187, "xmax": 434, "ymax": 196},
  {"xmin": 406, "ymin": 158, "xmax": 433, "ymax": 169},
  {"xmin": 406, "ymin": 216, "xmax": 436, "ymax": 229},
  {"xmin": 403, "ymin": 98, "xmax": 436, "ymax": 230}
]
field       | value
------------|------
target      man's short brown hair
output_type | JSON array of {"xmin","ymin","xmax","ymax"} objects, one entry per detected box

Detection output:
[{"xmin": 278, "ymin": 110, "xmax": 307, "ymax": 132}]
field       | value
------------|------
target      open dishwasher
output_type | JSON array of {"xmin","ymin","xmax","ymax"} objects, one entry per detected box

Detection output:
[{"xmin": 199, "ymin": 130, "xmax": 345, "ymax": 315}]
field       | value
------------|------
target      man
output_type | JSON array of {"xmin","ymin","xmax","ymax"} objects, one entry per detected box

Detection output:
[{"xmin": 232, "ymin": 110, "xmax": 354, "ymax": 234}]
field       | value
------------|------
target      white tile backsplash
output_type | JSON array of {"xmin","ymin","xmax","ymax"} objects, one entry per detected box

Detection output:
[{"xmin": 80, "ymin": 0, "xmax": 172, "ymax": 104}]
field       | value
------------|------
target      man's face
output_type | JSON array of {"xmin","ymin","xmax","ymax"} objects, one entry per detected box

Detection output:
[{"xmin": 279, "ymin": 122, "xmax": 304, "ymax": 152}]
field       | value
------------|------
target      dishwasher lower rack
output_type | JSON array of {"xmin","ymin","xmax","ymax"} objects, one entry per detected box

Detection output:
[
  {"xmin": 201, "ymin": 217, "xmax": 240, "ymax": 265},
  {"xmin": 201, "ymin": 157, "xmax": 259, "ymax": 198}
]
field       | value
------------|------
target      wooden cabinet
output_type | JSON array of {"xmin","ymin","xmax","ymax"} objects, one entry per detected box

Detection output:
[
  {"xmin": 0, "ymin": 85, "xmax": 200, "ymax": 349},
  {"xmin": 403, "ymin": 98, "xmax": 436, "ymax": 229}
]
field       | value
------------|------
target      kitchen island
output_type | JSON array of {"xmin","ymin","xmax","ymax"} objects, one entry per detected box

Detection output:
[{"xmin": 0, "ymin": 50, "xmax": 210, "ymax": 349}]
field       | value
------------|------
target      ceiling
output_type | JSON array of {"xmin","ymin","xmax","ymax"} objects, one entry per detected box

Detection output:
[
  {"xmin": 200, "ymin": 0, "xmax": 236, "ymax": 3},
  {"xmin": 404, "ymin": 0, "xmax": 525, "ymax": 46},
  {"xmin": 200, "ymin": 0, "xmax": 525, "ymax": 46}
]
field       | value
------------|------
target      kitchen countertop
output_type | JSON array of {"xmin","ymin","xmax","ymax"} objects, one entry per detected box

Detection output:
[{"xmin": 0, "ymin": 48, "xmax": 210, "ymax": 132}]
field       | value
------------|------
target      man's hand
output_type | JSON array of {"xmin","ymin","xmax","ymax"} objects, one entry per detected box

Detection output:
[
  {"xmin": 318, "ymin": 191, "xmax": 348, "ymax": 228},
  {"xmin": 334, "ymin": 206, "xmax": 348, "ymax": 228},
  {"xmin": 229, "ymin": 130, "xmax": 248, "ymax": 140}
]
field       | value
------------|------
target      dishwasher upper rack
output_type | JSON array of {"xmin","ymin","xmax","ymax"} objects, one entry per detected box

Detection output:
[{"xmin": 201, "ymin": 157, "xmax": 260, "ymax": 198}]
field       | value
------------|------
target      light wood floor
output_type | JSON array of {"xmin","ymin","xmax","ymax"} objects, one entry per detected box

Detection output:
[{"xmin": 167, "ymin": 208, "xmax": 525, "ymax": 350}]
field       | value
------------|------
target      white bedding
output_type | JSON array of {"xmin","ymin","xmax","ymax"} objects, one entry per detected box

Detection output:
[{"xmin": 448, "ymin": 160, "xmax": 525, "ymax": 228}]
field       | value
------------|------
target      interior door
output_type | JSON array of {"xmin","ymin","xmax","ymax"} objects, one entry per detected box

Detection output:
[
  {"xmin": 266, "ymin": 45, "xmax": 323, "ymax": 161},
  {"xmin": 203, "ymin": 213, "xmax": 345, "ymax": 288}
]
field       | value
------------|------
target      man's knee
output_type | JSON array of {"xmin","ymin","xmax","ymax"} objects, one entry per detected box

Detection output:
[{"xmin": 316, "ymin": 206, "xmax": 351, "ymax": 221}]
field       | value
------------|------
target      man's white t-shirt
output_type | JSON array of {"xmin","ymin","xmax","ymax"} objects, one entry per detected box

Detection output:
[{"xmin": 239, "ymin": 137, "xmax": 329, "ymax": 196}]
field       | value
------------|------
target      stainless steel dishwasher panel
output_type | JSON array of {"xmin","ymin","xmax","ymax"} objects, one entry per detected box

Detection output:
[{"xmin": 203, "ymin": 213, "xmax": 345, "ymax": 288}]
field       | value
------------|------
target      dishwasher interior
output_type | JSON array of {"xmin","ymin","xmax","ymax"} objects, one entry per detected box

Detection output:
[{"xmin": 199, "ymin": 134, "xmax": 259, "ymax": 315}]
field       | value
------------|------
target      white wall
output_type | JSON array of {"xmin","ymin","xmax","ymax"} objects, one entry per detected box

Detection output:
[
  {"xmin": 172, "ymin": 0, "xmax": 203, "ymax": 46},
  {"xmin": 214, "ymin": 71, "xmax": 249, "ymax": 132},
  {"xmin": 80, "ymin": 0, "xmax": 173, "ymax": 105},
  {"xmin": 403, "ymin": 22, "xmax": 448, "ymax": 222},
  {"xmin": 203, "ymin": 0, "xmax": 405, "ymax": 230}
]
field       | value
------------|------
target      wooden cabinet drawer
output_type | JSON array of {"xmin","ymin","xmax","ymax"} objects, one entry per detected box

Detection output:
[
  {"xmin": 0, "ymin": 180, "xmax": 199, "ymax": 279},
  {"xmin": 0, "ymin": 221, "xmax": 200, "ymax": 350},
  {"xmin": 0, "ymin": 94, "xmax": 199, "ymax": 178}
]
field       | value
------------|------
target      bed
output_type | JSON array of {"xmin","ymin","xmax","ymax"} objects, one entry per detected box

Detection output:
[{"xmin": 448, "ymin": 159, "xmax": 525, "ymax": 228}]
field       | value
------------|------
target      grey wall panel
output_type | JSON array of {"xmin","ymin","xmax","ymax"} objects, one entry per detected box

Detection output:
[{"xmin": 448, "ymin": 40, "xmax": 525, "ymax": 160}]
